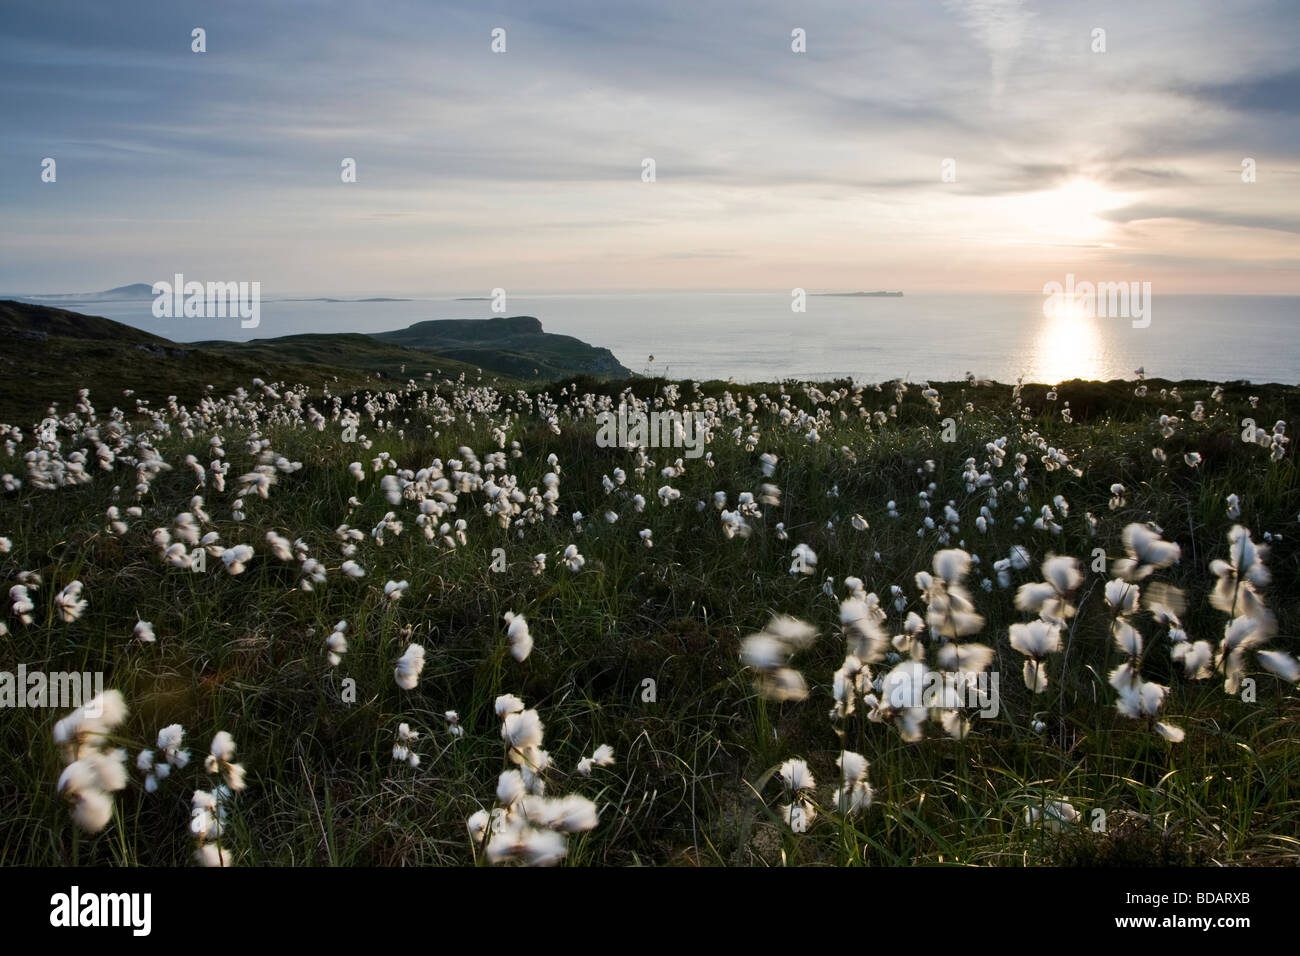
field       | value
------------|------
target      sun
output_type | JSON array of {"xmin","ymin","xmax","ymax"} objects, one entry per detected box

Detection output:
[{"xmin": 1012, "ymin": 178, "xmax": 1119, "ymax": 243}]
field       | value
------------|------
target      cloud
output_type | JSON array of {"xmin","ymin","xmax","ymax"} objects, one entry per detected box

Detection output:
[
  {"xmin": 1101, "ymin": 204, "xmax": 1300, "ymax": 235},
  {"xmin": 0, "ymin": 0, "xmax": 1296, "ymax": 293},
  {"xmin": 942, "ymin": 0, "xmax": 1036, "ymax": 97},
  {"xmin": 1190, "ymin": 68, "xmax": 1300, "ymax": 116}
]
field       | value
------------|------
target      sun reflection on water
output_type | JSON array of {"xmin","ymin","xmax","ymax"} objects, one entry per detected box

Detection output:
[{"xmin": 1028, "ymin": 295, "xmax": 1105, "ymax": 384}]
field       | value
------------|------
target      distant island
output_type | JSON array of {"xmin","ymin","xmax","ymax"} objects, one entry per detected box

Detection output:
[
  {"xmin": 454, "ymin": 297, "xmax": 492, "ymax": 301},
  {"xmin": 10, "ymin": 282, "xmax": 156, "ymax": 301},
  {"xmin": 813, "ymin": 291, "xmax": 903, "ymax": 297},
  {"xmin": 10, "ymin": 286, "xmax": 419, "ymax": 305}
]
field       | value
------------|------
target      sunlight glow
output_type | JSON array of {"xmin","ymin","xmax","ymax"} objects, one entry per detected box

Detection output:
[
  {"xmin": 1028, "ymin": 297, "xmax": 1105, "ymax": 383},
  {"xmin": 1014, "ymin": 179, "xmax": 1119, "ymax": 244}
]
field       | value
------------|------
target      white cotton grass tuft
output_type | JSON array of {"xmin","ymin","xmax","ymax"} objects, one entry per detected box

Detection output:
[
  {"xmin": 221, "ymin": 544, "xmax": 254, "ymax": 574},
  {"xmin": 10, "ymin": 584, "xmax": 36, "ymax": 625},
  {"xmin": 1113, "ymin": 679, "xmax": 1184, "ymax": 742},
  {"xmin": 776, "ymin": 757, "xmax": 818, "ymax": 831},
  {"xmin": 139, "ymin": 723, "xmax": 189, "ymax": 792},
  {"xmin": 1172, "ymin": 638, "xmax": 1215, "ymax": 680},
  {"xmin": 501, "ymin": 708, "xmax": 545, "ymax": 759},
  {"xmin": 917, "ymin": 548, "xmax": 986, "ymax": 640},
  {"xmin": 576, "ymin": 743, "xmax": 616, "ymax": 776},
  {"xmin": 1015, "ymin": 555, "xmax": 1081, "ymax": 625},
  {"xmin": 495, "ymin": 693, "xmax": 525, "ymax": 718},
  {"xmin": 1258, "ymin": 650, "xmax": 1300, "ymax": 684},
  {"xmin": 265, "ymin": 531, "xmax": 294, "ymax": 561},
  {"xmin": 740, "ymin": 615, "xmax": 817, "ymax": 702},
  {"xmin": 561, "ymin": 543, "xmax": 585, "ymax": 572},
  {"xmin": 325, "ymin": 620, "xmax": 348, "ymax": 666},
  {"xmin": 190, "ymin": 785, "xmax": 236, "ymax": 866},
  {"xmin": 778, "ymin": 758, "xmax": 814, "ymax": 793},
  {"xmin": 394, "ymin": 642, "xmax": 425, "ymax": 690},
  {"xmin": 832, "ymin": 750, "xmax": 873, "ymax": 815},
  {"xmin": 1008, "ymin": 619, "xmax": 1062, "ymax": 693},
  {"xmin": 134, "ymin": 619, "xmax": 156, "ymax": 643},
  {"xmin": 204, "ymin": 730, "xmax": 248, "ymax": 791},
  {"xmin": 54, "ymin": 580, "xmax": 88, "ymax": 623},
  {"xmin": 840, "ymin": 595, "xmax": 889, "ymax": 664},
  {"xmin": 53, "ymin": 690, "xmax": 130, "ymax": 833},
  {"xmin": 194, "ymin": 843, "xmax": 234, "ymax": 868},
  {"xmin": 469, "ymin": 696, "xmax": 601, "ymax": 865},
  {"xmin": 1112, "ymin": 523, "xmax": 1181, "ymax": 581},
  {"xmin": 1105, "ymin": 578, "xmax": 1141, "ymax": 616},
  {"xmin": 1024, "ymin": 800, "xmax": 1079, "ymax": 831},
  {"xmin": 157, "ymin": 724, "xmax": 189, "ymax": 770},
  {"xmin": 504, "ymin": 611, "xmax": 534, "ymax": 662},
  {"xmin": 392, "ymin": 722, "xmax": 421, "ymax": 767},
  {"xmin": 1208, "ymin": 525, "xmax": 1278, "ymax": 694}
]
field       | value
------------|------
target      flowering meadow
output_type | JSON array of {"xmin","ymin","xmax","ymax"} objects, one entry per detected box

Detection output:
[{"xmin": 1, "ymin": 371, "xmax": 1297, "ymax": 866}]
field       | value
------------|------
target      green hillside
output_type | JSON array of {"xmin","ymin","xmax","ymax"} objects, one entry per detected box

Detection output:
[
  {"xmin": 0, "ymin": 302, "xmax": 495, "ymax": 426},
  {"xmin": 191, "ymin": 333, "xmax": 491, "ymax": 381},
  {"xmin": 373, "ymin": 315, "xmax": 632, "ymax": 380}
]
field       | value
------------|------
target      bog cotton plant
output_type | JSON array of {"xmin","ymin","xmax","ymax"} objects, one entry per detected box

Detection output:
[
  {"xmin": 138, "ymin": 723, "xmax": 189, "ymax": 792},
  {"xmin": 740, "ymin": 615, "xmax": 817, "ymax": 702},
  {"xmin": 1015, "ymin": 555, "xmax": 1082, "ymax": 626},
  {"xmin": 54, "ymin": 690, "xmax": 129, "ymax": 833},
  {"xmin": 832, "ymin": 751, "xmax": 873, "ymax": 816},
  {"xmin": 1112, "ymin": 523, "xmax": 1180, "ymax": 581},
  {"xmin": 561, "ymin": 544, "xmax": 585, "ymax": 571},
  {"xmin": 466, "ymin": 695, "xmax": 600, "ymax": 865},
  {"xmin": 776, "ymin": 758, "xmax": 817, "ymax": 832},
  {"xmin": 10, "ymin": 583, "xmax": 36, "ymax": 625},
  {"xmin": 1024, "ymin": 800, "xmax": 1079, "ymax": 831},
  {"xmin": 8, "ymin": 363, "xmax": 1300, "ymax": 868},
  {"xmin": 54, "ymin": 580, "xmax": 88, "ymax": 622},
  {"xmin": 1009, "ymin": 619, "xmax": 1062, "ymax": 693},
  {"xmin": 392, "ymin": 723, "xmax": 421, "ymax": 767},
  {"xmin": 394, "ymin": 642, "xmax": 425, "ymax": 689},
  {"xmin": 576, "ymin": 744, "xmax": 615, "ymax": 776},
  {"xmin": 1208, "ymin": 525, "xmax": 1294, "ymax": 691},
  {"xmin": 191, "ymin": 785, "xmax": 235, "ymax": 867},
  {"xmin": 325, "ymin": 620, "xmax": 348, "ymax": 666},
  {"xmin": 504, "ymin": 611, "xmax": 533, "ymax": 662},
  {"xmin": 205, "ymin": 731, "xmax": 247, "ymax": 791}
]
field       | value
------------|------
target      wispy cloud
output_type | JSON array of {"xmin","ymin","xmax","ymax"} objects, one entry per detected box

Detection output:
[{"xmin": 0, "ymin": 0, "xmax": 1295, "ymax": 293}]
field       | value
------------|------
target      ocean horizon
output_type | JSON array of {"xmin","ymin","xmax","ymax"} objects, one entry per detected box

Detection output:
[{"xmin": 40, "ymin": 290, "xmax": 1300, "ymax": 386}]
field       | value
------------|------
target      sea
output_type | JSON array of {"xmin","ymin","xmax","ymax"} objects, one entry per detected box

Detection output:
[{"xmin": 43, "ymin": 291, "xmax": 1300, "ymax": 386}]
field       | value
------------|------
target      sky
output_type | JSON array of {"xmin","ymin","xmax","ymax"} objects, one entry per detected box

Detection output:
[{"xmin": 1, "ymin": 0, "xmax": 1297, "ymax": 296}]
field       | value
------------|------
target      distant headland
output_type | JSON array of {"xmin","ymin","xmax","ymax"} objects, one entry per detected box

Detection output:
[{"xmin": 813, "ymin": 291, "xmax": 903, "ymax": 297}]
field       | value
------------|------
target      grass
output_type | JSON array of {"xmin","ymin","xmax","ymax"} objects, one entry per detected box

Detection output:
[{"xmin": 0, "ymin": 371, "xmax": 1297, "ymax": 866}]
